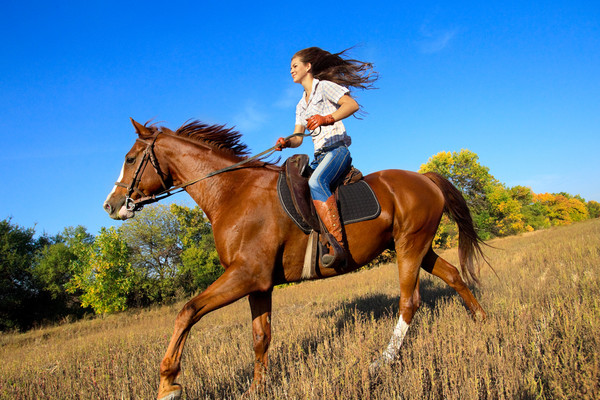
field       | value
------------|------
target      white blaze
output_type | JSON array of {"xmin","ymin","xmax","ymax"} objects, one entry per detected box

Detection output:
[{"xmin": 105, "ymin": 163, "xmax": 125, "ymax": 202}]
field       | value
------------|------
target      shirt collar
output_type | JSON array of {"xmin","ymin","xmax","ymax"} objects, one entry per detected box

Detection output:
[{"xmin": 303, "ymin": 78, "xmax": 320, "ymax": 106}]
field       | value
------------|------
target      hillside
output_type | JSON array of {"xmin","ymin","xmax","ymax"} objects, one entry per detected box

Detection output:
[{"xmin": 2, "ymin": 219, "xmax": 599, "ymax": 399}]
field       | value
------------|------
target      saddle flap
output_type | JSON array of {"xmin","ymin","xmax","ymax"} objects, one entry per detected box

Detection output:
[{"xmin": 284, "ymin": 155, "xmax": 320, "ymax": 231}]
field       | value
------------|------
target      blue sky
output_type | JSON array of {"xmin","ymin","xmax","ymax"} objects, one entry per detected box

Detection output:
[{"xmin": 1, "ymin": 1, "xmax": 599, "ymax": 237}]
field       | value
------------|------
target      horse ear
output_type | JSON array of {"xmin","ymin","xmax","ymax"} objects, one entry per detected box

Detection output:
[{"xmin": 130, "ymin": 118, "xmax": 151, "ymax": 137}]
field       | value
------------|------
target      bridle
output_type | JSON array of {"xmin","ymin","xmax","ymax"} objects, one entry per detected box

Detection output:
[
  {"xmin": 115, "ymin": 129, "xmax": 318, "ymax": 213},
  {"xmin": 114, "ymin": 134, "xmax": 171, "ymax": 212}
]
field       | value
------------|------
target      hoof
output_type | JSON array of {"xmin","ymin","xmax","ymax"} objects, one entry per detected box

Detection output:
[
  {"xmin": 369, "ymin": 355, "xmax": 392, "ymax": 377},
  {"xmin": 369, "ymin": 360, "xmax": 382, "ymax": 377},
  {"xmin": 158, "ymin": 386, "xmax": 182, "ymax": 400},
  {"xmin": 475, "ymin": 309, "xmax": 487, "ymax": 322}
]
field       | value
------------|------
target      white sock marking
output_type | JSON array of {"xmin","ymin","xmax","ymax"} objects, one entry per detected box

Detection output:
[{"xmin": 382, "ymin": 316, "xmax": 410, "ymax": 361}]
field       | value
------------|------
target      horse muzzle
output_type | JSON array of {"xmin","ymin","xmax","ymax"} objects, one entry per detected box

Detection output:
[{"xmin": 103, "ymin": 197, "xmax": 135, "ymax": 220}]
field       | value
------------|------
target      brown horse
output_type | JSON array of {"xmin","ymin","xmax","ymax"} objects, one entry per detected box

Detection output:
[{"xmin": 103, "ymin": 119, "xmax": 487, "ymax": 400}]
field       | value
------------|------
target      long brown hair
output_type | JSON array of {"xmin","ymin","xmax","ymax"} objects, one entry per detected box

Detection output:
[{"xmin": 293, "ymin": 46, "xmax": 378, "ymax": 91}]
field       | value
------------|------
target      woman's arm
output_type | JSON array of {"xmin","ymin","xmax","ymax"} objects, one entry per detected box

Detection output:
[
  {"xmin": 306, "ymin": 94, "xmax": 359, "ymax": 130},
  {"xmin": 331, "ymin": 94, "xmax": 359, "ymax": 122},
  {"xmin": 287, "ymin": 125, "xmax": 305, "ymax": 147},
  {"xmin": 275, "ymin": 125, "xmax": 305, "ymax": 150},
  {"xmin": 278, "ymin": 94, "xmax": 359, "ymax": 149}
]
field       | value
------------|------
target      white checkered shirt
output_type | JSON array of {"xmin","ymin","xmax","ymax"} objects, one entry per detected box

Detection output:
[{"xmin": 295, "ymin": 79, "xmax": 352, "ymax": 152}]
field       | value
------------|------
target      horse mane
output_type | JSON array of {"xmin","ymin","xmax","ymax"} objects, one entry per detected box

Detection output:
[
  {"xmin": 142, "ymin": 120, "xmax": 250, "ymax": 156},
  {"xmin": 175, "ymin": 120, "xmax": 251, "ymax": 156},
  {"xmin": 139, "ymin": 120, "xmax": 280, "ymax": 167}
]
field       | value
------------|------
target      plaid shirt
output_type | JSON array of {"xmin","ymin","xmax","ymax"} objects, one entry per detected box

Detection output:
[{"xmin": 295, "ymin": 79, "xmax": 352, "ymax": 152}]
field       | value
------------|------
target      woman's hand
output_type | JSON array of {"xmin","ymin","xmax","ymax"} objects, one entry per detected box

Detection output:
[
  {"xmin": 306, "ymin": 114, "xmax": 335, "ymax": 131},
  {"xmin": 275, "ymin": 137, "xmax": 289, "ymax": 151}
]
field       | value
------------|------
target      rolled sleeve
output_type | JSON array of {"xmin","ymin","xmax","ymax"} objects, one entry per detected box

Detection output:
[{"xmin": 320, "ymin": 80, "xmax": 349, "ymax": 104}]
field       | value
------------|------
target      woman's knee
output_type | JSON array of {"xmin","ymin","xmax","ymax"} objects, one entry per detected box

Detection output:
[
  {"xmin": 308, "ymin": 173, "xmax": 318, "ymax": 188},
  {"xmin": 309, "ymin": 175, "xmax": 329, "ymax": 201}
]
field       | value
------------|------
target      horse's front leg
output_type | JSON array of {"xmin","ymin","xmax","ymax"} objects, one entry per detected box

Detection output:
[
  {"xmin": 157, "ymin": 267, "xmax": 257, "ymax": 400},
  {"xmin": 247, "ymin": 290, "xmax": 273, "ymax": 393},
  {"xmin": 369, "ymin": 237, "xmax": 425, "ymax": 375}
]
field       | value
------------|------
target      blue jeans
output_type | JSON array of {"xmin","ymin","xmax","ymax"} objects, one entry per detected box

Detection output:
[{"xmin": 308, "ymin": 145, "xmax": 352, "ymax": 202}]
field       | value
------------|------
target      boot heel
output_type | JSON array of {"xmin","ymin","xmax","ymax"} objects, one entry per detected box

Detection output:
[{"xmin": 321, "ymin": 233, "xmax": 346, "ymax": 268}]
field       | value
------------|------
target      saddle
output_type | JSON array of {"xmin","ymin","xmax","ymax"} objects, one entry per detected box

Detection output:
[{"xmin": 277, "ymin": 154, "xmax": 381, "ymax": 235}]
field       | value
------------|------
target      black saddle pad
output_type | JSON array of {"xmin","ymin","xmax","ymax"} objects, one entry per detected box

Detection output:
[{"xmin": 277, "ymin": 172, "xmax": 381, "ymax": 234}]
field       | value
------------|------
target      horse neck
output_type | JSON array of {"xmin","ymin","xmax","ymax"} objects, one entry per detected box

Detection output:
[{"xmin": 158, "ymin": 134, "xmax": 276, "ymax": 222}]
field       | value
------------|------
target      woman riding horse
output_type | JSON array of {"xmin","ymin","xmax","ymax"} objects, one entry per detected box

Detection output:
[
  {"xmin": 104, "ymin": 117, "xmax": 487, "ymax": 400},
  {"xmin": 276, "ymin": 47, "xmax": 377, "ymax": 269}
]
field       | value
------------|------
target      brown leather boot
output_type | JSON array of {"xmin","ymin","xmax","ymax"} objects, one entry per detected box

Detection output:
[{"xmin": 313, "ymin": 195, "xmax": 346, "ymax": 268}]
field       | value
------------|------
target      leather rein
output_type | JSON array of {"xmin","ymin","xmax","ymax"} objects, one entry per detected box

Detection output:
[{"xmin": 116, "ymin": 130, "xmax": 316, "ymax": 212}]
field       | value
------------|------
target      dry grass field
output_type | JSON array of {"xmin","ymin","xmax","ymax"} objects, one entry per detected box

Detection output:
[{"xmin": 1, "ymin": 219, "xmax": 599, "ymax": 399}]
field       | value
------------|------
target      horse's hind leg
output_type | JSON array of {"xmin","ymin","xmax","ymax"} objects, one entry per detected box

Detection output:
[{"xmin": 421, "ymin": 248, "xmax": 486, "ymax": 321}]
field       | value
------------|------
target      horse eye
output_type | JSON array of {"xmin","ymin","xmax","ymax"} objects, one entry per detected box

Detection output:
[{"xmin": 126, "ymin": 156, "xmax": 136, "ymax": 164}]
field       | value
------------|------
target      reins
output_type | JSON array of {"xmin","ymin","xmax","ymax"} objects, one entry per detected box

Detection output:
[{"xmin": 121, "ymin": 130, "xmax": 317, "ymax": 212}]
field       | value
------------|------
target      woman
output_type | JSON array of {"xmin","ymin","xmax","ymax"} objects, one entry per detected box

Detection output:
[{"xmin": 276, "ymin": 46, "xmax": 377, "ymax": 268}]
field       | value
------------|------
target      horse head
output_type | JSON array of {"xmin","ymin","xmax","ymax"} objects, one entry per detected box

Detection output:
[{"xmin": 103, "ymin": 118, "xmax": 172, "ymax": 220}]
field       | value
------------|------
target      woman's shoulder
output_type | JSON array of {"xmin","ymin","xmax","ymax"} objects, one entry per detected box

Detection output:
[
  {"xmin": 317, "ymin": 79, "xmax": 349, "ymax": 98},
  {"xmin": 317, "ymin": 79, "xmax": 340, "ymax": 88}
]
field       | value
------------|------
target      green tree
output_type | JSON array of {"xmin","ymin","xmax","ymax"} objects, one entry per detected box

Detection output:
[
  {"xmin": 485, "ymin": 182, "xmax": 526, "ymax": 236},
  {"xmin": 0, "ymin": 219, "xmax": 42, "ymax": 330},
  {"xmin": 510, "ymin": 185, "xmax": 534, "ymax": 205},
  {"xmin": 431, "ymin": 214, "xmax": 459, "ymax": 249},
  {"xmin": 419, "ymin": 149, "xmax": 498, "ymax": 244},
  {"xmin": 170, "ymin": 204, "xmax": 222, "ymax": 295},
  {"xmin": 33, "ymin": 227, "xmax": 93, "ymax": 299},
  {"xmin": 509, "ymin": 186, "xmax": 548, "ymax": 230},
  {"xmin": 118, "ymin": 204, "xmax": 222, "ymax": 303},
  {"xmin": 32, "ymin": 226, "xmax": 95, "ymax": 319},
  {"xmin": 587, "ymin": 200, "xmax": 600, "ymax": 219},
  {"xmin": 35, "ymin": 242, "xmax": 76, "ymax": 299},
  {"xmin": 118, "ymin": 204, "xmax": 182, "ymax": 304},
  {"xmin": 419, "ymin": 149, "xmax": 496, "ymax": 215},
  {"xmin": 67, "ymin": 227, "xmax": 134, "ymax": 314}
]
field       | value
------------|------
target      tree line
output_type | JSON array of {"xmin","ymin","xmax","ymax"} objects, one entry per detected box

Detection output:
[
  {"xmin": 419, "ymin": 149, "xmax": 600, "ymax": 248},
  {"xmin": 1, "ymin": 204, "xmax": 221, "ymax": 331},
  {"xmin": 2, "ymin": 150, "xmax": 599, "ymax": 331}
]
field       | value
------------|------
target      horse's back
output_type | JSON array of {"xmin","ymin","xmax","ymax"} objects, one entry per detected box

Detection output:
[
  {"xmin": 363, "ymin": 169, "xmax": 445, "ymax": 229},
  {"xmin": 365, "ymin": 169, "xmax": 444, "ymax": 206}
]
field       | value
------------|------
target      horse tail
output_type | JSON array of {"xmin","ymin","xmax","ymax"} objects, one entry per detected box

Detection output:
[{"xmin": 424, "ymin": 171, "xmax": 488, "ymax": 285}]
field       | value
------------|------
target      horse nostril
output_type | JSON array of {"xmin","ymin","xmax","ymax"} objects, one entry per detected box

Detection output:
[{"xmin": 103, "ymin": 202, "xmax": 113, "ymax": 214}]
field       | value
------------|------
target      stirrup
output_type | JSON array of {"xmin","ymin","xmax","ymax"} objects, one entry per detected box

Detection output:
[{"xmin": 320, "ymin": 233, "xmax": 346, "ymax": 269}]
